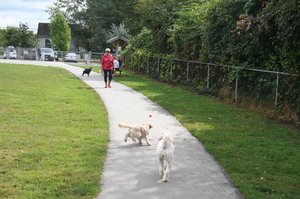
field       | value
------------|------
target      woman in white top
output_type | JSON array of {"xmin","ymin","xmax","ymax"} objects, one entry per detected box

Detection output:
[{"xmin": 113, "ymin": 57, "xmax": 120, "ymax": 76}]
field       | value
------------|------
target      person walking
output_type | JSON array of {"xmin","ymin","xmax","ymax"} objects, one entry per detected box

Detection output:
[
  {"xmin": 117, "ymin": 55, "xmax": 122, "ymax": 76},
  {"xmin": 113, "ymin": 56, "xmax": 120, "ymax": 76},
  {"xmin": 100, "ymin": 48, "xmax": 114, "ymax": 88}
]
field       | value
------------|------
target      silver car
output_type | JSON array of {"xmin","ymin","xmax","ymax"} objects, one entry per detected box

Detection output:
[
  {"xmin": 40, "ymin": 48, "xmax": 55, "ymax": 61},
  {"xmin": 24, "ymin": 48, "xmax": 37, "ymax": 60},
  {"xmin": 64, "ymin": 52, "xmax": 77, "ymax": 62}
]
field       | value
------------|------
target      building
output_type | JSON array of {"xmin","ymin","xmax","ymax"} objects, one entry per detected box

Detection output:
[{"xmin": 36, "ymin": 23, "xmax": 78, "ymax": 51}]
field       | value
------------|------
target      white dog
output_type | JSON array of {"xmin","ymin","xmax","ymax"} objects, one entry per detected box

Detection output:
[
  {"xmin": 156, "ymin": 132, "xmax": 175, "ymax": 182},
  {"xmin": 118, "ymin": 123, "xmax": 152, "ymax": 146}
]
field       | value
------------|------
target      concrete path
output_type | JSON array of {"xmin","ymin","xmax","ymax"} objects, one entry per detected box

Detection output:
[{"xmin": 1, "ymin": 60, "xmax": 243, "ymax": 199}]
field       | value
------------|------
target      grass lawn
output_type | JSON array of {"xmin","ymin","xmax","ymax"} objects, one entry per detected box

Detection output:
[
  {"xmin": 114, "ymin": 70, "xmax": 300, "ymax": 199},
  {"xmin": 0, "ymin": 64, "xmax": 109, "ymax": 199}
]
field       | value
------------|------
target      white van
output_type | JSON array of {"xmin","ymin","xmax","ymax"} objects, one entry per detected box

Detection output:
[{"xmin": 4, "ymin": 46, "xmax": 17, "ymax": 59}]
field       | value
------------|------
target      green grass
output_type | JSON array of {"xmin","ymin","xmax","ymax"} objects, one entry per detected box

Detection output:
[
  {"xmin": 114, "ymin": 70, "xmax": 300, "ymax": 199},
  {"xmin": 0, "ymin": 64, "xmax": 109, "ymax": 199},
  {"xmin": 69, "ymin": 63, "xmax": 100, "ymax": 73}
]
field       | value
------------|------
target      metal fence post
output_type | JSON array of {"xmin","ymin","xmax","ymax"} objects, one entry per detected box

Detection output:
[
  {"xmin": 275, "ymin": 73, "xmax": 279, "ymax": 108},
  {"xmin": 123, "ymin": 54, "xmax": 126, "ymax": 67},
  {"xmin": 235, "ymin": 71, "xmax": 239, "ymax": 102},
  {"xmin": 170, "ymin": 59, "xmax": 173, "ymax": 77},
  {"xmin": 88, "ymin": 51, "xmax": 91, "ymax": 64},
  {"xmin": 207, "ymin": 64, "xmax": 210, "ymax": 89},
  {"xmin": 147, "ymin": 56, "xmax": 150, "ymax": 74},
  {"xmin": 138, "ymin": 54, "xmax": 141, "ymax": 72},
  {"xmin": 187, "ymin": 61, "xmax": 190, "ymax": 82},
  {"xmin": 157, "ymin": 57, "xmax": 160, "ymax": 78}
]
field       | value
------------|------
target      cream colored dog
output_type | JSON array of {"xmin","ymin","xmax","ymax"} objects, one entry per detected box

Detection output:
[
  {"xmin": 157, "ymin": 132, "xmax": 175, "ymax": 182},
  {"xmin": 118, "ymin": 123, "xmax": 153, "ymax": 146}
]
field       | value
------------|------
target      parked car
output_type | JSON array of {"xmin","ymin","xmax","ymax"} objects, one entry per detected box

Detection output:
[
  {"xmin": 4, "ymin": 46, "xmax": 17, "ymax": 59},
  {"xmin": 64, "ymin": 52, "xmax": 77, "ymax": 62},
  {"xmin": 39, "ymin": 48, "xmax": 55, "ymax": 61},
  {"xmin": 24, "ymin": 48, "xmax": 36, "ymax": 60}
]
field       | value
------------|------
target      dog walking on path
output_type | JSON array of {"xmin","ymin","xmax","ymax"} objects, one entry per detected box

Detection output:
[
  {"xmin": 118, "ymin": 123, "xmax": 152, "ymax": 146},
  {"xmin": 82, "ymin": 67, "xmax": 92, "ymax": 76},
  {"xmin": 157, "ymin": 132, "xmax": 175, "ymax": 182}
]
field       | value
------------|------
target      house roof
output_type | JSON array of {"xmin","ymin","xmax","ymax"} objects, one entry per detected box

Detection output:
[
  {"xmin": 37, "ymin": 23, "xmax": 50, "ymax": 36},
  {"xmin": 106, "ymin": 36, "xmax": 129, "ymax": 44},
  {"xmin": 37, "ymin": 23, "xmax": 79, "ymax": 37}
]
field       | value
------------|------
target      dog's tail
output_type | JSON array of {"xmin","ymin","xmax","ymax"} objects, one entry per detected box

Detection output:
[
  {"xmin": 161, "ymin": 132, "xmax": 174, "ymax": 149},
  {"xmin": 118, "ymin": 123, "xmax": 133, "ymax": 129}
]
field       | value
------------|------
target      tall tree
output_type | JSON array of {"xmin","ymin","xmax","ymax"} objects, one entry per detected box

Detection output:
[
  {"xmin": 49, "ymin": 11, "xmax": 71, "ymax": 51},
  {"xmin": 135, "ymin": 0, "xmax": 189, "ymax": 54},
  {"xmin": 2, "ymin": 23, "xmax": 36, "ymax": 47},
  {"xmin": 49, "ymin": 0, "xmax": 138, "ymax": 51},
  {"xmin": 18, "ymin": 23, "xmax": 37, "ymax": 47},
  {"xmin": 0, "ymin": 29, "xmax": 4, "ymax": 47},
  {"xmin": 3, "ymin": 26, "xmax": 19, "ymax": 47}
]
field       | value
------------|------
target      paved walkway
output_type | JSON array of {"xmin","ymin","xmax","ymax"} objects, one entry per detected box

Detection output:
[{"xmin": 1, "ymin": 60, "xmax": 243, "ymax": 199}]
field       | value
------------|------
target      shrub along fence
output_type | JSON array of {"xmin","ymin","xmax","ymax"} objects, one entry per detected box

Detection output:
[{"xmin": 122, "ymin": 53, "xmax": 299, "ymax": 123}]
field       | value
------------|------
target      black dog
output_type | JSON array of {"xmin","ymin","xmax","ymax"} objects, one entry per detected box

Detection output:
[{"xmin": 82, "ymin": 67, "xmax": 92, "ymax": 76}]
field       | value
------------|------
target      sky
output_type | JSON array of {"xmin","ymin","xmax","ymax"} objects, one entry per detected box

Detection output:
[{"xmin": 0, "ymin": 0, "xmax": 53, "ymax": 33}]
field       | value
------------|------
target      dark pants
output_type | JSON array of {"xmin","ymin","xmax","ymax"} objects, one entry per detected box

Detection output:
[
  {"xmin": 103, "ymin": 69, "xmax": 112, "ymax": 83},
  {"xmin": 115, "ymin": 68, "xmax": 122, "ymax": 75}
]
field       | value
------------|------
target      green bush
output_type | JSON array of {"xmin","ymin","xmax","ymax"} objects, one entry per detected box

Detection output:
[{"xmin": 123, "ymin": 0, "xmax": 300, "ymax": 124}]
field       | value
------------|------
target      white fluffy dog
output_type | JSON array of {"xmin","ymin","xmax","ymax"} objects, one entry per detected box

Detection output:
[
  {"xmin": 156, "ymin": 132, "xmax": 175, "ymax": 182},
  {"xmin": 118, "ymin": 123, "xmax": 152, "ymax": 146}
]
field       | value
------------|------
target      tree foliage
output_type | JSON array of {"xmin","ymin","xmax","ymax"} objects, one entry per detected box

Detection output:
[
  {"xmin": 0, "ymin": 29, "xmax": 4, "ymax": 47},
  {"xmin": 124, "ymin": 0, "xmax": 300, "ymax": 123},
  {"xmin": 49, "ymin": 11, "xmax": 71, "ymax": 51},
  {"xmin": 1, "ymin": 23, "xmax": 36, "ymax": 48},
  {"xmin": 105, "ymin": 22, "xmax": 130, "ymax": 41},
  {"xmin": 123, "ymin": 27, "xmax": 155, "ymax": 56},
  {"xmin": 50, "ymin": 0, "xmax": 138, "ymax": 50}
]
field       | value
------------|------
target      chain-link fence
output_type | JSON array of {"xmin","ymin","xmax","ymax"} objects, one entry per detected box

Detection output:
[{"xmin": 123, "ymin": 54, "xmax": 299, "ymax": 110}]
